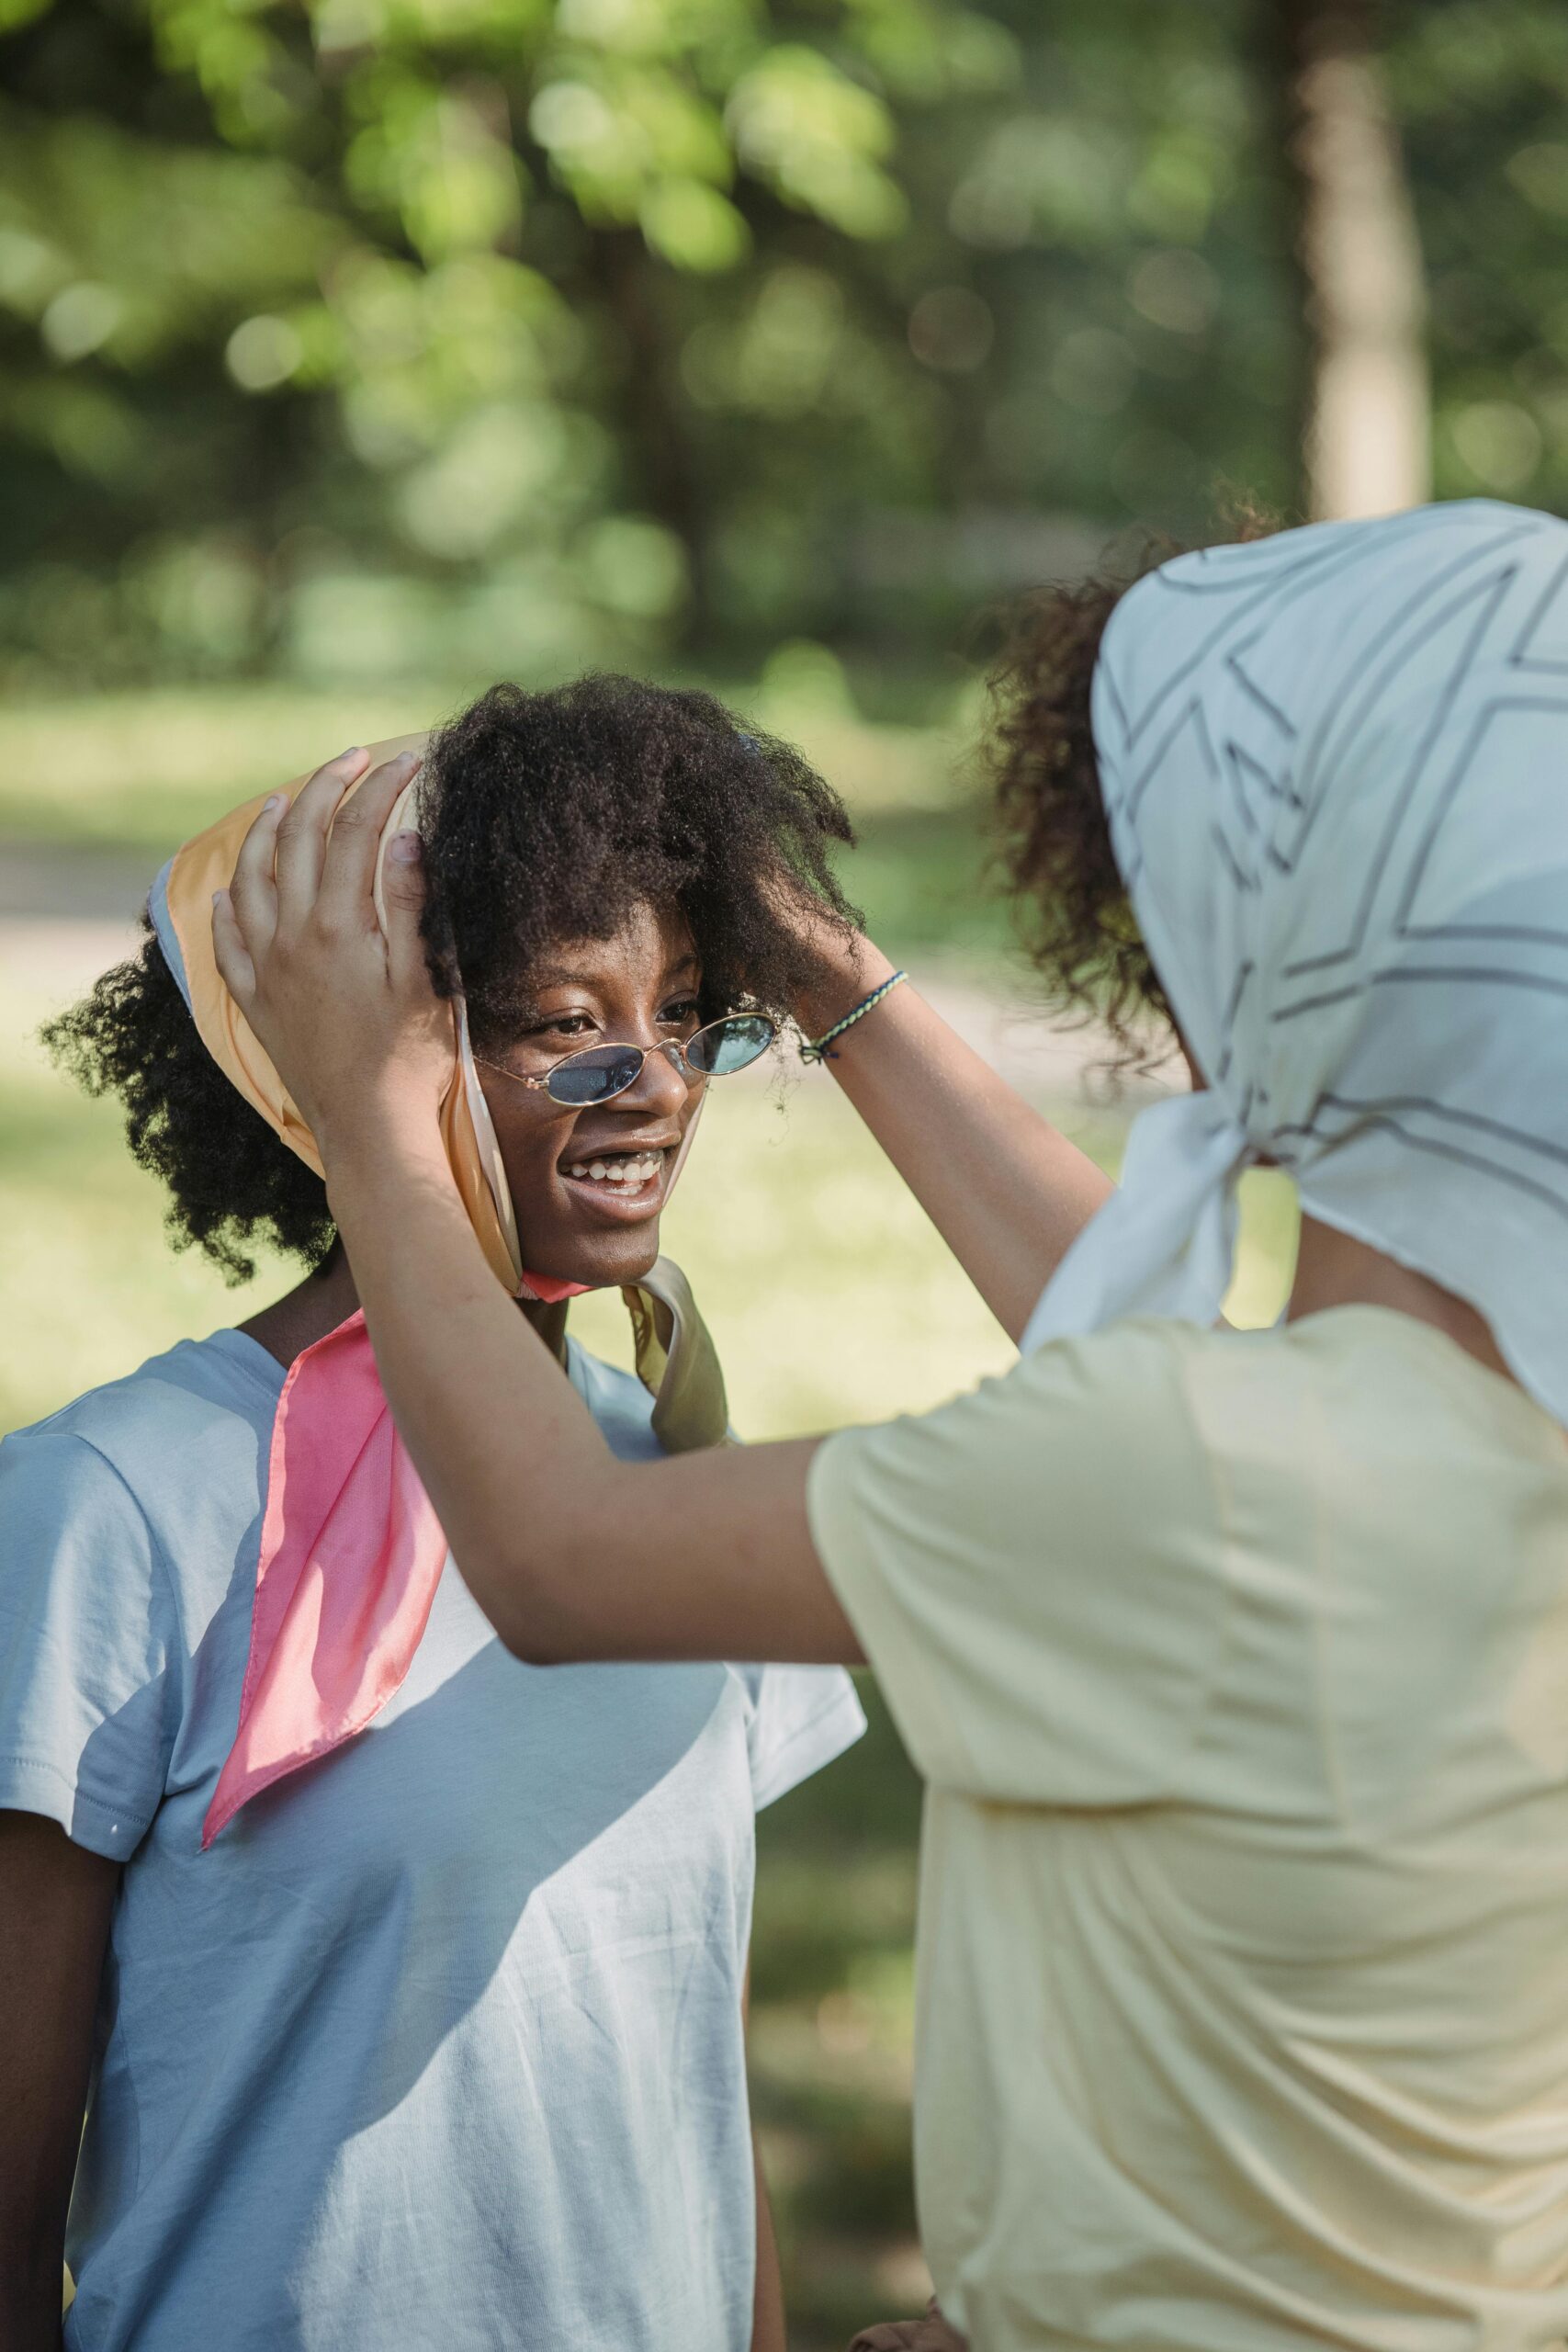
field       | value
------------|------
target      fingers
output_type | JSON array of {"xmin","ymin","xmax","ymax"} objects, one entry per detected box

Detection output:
[
  {"xmin": 848, "ymin": 2313, "xmax": 963, "ymax": 2352},
  {"xmin": 381, "ymin": 829, "xmax": 433, "ymax": 994},
  {"xmin": 211, "ymin": 888, "xmax": 255, "ymax": 1005},
  {"xmin": 226, "ymin": 791, "xmax": 288, "ymax": 958},
  {"xmin": 319, "ymin": 747, "xmax": 423, "ymax": 930},
  {"xmin": 273, "ymin": 746, "xmax": 371, "ymax": 913}
]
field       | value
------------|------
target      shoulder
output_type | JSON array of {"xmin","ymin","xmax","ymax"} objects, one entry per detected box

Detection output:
[
  {"xmin": 815, "ymin": 1315, "xmax": 1218, "ymax": 1511},
  {"xmin": 807, "ymin": 1321, "xmax": 1249, "ymax": 1805},
  {"xmin": 15, "ymin": 1328, "xmax": 280, "ymax": 1457},
  {"xmin": 2, "ymin": 1330, "xmax": 281, "ymax": 1588},
  {"xmin": 0, "ymin": 1339, "xmax": 276, "ymax": 1857}
]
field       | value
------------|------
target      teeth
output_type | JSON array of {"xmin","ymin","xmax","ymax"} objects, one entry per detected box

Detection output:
[{"xmin": 573, "ymin": 1151, "xmax": 662, "ymax": 1186}]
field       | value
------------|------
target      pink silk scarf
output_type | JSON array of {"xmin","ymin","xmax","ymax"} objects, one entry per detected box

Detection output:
[{"xmin": 203, "ymin": 1311, "xmax": 449, "ymax": 1843}]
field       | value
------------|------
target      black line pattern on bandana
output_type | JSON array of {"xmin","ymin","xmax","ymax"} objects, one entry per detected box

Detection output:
[{"xmin": 1096, "ymin": 504, "xmax": 1568, "ymax": 1227}]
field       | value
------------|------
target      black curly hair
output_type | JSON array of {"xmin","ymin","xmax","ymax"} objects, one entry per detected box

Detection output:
[{"xmin": 46, "ymin": 674, "xmax": 859, "ymax": 1283}]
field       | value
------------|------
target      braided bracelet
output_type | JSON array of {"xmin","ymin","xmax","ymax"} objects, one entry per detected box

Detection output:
[{"xmin": 799, "ymin": 969, "xmax": 908, "ymax": 1064}]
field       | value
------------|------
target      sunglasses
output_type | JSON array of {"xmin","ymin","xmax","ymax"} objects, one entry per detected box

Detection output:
[{"xmin": 476, "ymin": 1012, "xmax": 777, "ymax": 1108}]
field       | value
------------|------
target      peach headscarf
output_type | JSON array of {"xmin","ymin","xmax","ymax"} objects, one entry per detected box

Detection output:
[{"xmin": 150, "ymin": 739, "xmax": 727, "ymax": 1847}]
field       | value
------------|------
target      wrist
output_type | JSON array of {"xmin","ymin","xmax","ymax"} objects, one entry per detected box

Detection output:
[
  {"xmin": 793, "ymin": 934, "xmax": 897, "ymax": 1045},
  {"xmin": 314, "ymin": 1087, "xmax": 446, "ymax": 1184}
]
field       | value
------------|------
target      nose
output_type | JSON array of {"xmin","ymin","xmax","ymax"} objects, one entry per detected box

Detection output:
[{"xmin": 615, "ymin": 1037, "xmax": 694, "ymax": 1116}]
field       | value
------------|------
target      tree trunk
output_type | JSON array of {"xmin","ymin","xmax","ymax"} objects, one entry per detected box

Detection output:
[{"xmin": 1277, "ymin": 0, "xmax": 1430, "ymax": 520}]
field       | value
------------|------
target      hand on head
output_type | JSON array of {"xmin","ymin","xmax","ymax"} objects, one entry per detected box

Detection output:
[
  {"xmin": 757, "ymin": 853, "xmax": 886, "ymax": 1042},
  {"xmin": 212, "ymin": 746, "xmax": 454, "ymax": 1153}
]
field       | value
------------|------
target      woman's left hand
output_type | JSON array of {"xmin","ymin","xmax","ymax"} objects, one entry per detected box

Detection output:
[{"xmin": 211, "ymin": 744, "xmax": 454, "ymax": 1152}]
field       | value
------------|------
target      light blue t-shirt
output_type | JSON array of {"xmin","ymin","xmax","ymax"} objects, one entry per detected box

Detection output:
[{"xmin": 0, "ymin": 1327, "xmax": 864, "ymax": 2351}]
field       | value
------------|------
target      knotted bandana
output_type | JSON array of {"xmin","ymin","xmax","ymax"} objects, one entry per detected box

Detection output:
[{"xmin": 1023, "ymin": 499, "xmax": 1568, "ymax": 1430}]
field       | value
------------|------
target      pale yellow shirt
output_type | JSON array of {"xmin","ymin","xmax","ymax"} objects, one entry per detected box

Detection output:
[{"xmin": 807, "ymin": 1307, "xmax": 1568, "ymax": 2352}]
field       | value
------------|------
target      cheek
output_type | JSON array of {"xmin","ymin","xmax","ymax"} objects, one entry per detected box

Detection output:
[{"xmin": 487, "ymin": 1107, "xmax": 569, "ymax": 1212}]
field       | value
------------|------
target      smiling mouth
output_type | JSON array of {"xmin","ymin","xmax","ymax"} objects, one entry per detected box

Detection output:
[{"xmin": 558, "ymin": 1146, "xmax": 670, "ymax": 1216}]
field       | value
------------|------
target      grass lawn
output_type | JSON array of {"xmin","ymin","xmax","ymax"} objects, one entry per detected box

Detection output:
[{"xmin": 2, "ymin": 683, "xmax": 1298, "ymax": 2346}]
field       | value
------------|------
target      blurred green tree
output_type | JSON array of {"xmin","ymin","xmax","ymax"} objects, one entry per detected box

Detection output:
[
  {"xmin": 0, "ymin": 0, "xmax": 1563, "ymax": 688},
  {"xmin": 0, "ymin": 0, "xmax": 1020, "ymax": 679}
]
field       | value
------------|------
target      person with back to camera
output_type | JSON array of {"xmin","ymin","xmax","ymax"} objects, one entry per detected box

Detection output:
[
  {"xmin": 213, "ymin": 500, "xmax": 1568, "ymax": 2349},
  {"xmin": 0, "ymin": 677, "xmax": 888, "ymax": 2350}
]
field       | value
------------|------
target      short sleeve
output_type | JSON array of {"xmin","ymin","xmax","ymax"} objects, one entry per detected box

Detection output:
[
  {"xmin": 730, "ymin": 1664, "xmax": 866, "ymax": 1811},
  {"xmin": 0, "ymin": 1426, "xmax": 181, "ymax": 1859},
  {"xmin": 806, "ymin": 1321, "xmax": 1230, "ymax": 1806}
]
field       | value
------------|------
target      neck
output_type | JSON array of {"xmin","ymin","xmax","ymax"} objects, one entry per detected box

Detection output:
[
  {"xmin": 241, "ymin": 1244, "xmax": 571, "ymax": 1369},
  {"xmin": 241, "ymin": 1248, "xmax": 360, "ymax": 1366},
  {"xmin": 1287, "ymin": 1212, "xmax": 1517, "ymax": 1388}
]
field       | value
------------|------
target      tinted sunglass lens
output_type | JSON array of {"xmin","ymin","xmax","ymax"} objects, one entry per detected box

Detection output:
[
  {"xmin": 686, "ymin": 1014, "xmax": 776, "ymax": 1076},
  {"xmin": 547, "ymin": 1046, "xmax": 643, "ymax": 1105}
]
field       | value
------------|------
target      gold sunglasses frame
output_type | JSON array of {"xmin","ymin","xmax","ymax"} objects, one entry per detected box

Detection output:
[{"xmin": 473, "ymin": 1012, "xmax": 777, "ymax": 1106}]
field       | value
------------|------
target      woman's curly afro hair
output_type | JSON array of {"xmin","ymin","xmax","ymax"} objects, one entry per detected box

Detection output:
[
  {"xmin": 47, "ymin": 674, "xmax": 859, "ymax": 1282},
  {"xmin": 982, "ymin": 507, "xmax": 1276, "ymax": 1068}
]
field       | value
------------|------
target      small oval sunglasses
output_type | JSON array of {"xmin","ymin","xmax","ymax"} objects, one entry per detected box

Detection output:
[{"xmin": 475, "ymin": 1012, "xmax": 777, "ymax": 1108}]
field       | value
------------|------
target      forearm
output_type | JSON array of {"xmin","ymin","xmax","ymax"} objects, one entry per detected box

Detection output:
[
  {"xmin": 797, "ymin": 944, "xmax": 1111, "ymax": 1341},
  {"xmin": 323, "ymin": 1118, "xmax": 626, "ymax": 1649},
  {"xmin": 0, "ymin": 1817, "xmax": 117, "ymax": 2352},
  {"xmin": 323, "ymin": 1116, "xmax": 861, "ymax": 1666}
]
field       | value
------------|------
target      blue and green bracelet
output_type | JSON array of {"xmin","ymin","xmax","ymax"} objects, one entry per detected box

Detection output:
[{"xmin": 799, "ymin": 969, "xmax": 908, "ymax": 1065}]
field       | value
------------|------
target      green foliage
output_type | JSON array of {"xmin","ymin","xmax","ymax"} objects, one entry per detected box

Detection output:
[
  {"xmin": 1, "ymin": 0, "xmax": 1565, "ymax": 691},
  {"xmin": 0, "ymin": 0, "xmax": 1009, "ymax": 681},
  {"xmin": 1391, "ymin": 0, "xmax": 1568, "ymax": 507}
]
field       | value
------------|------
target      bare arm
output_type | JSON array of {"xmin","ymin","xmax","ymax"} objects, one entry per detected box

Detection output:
[
  {"xmin": 321, "ymin": 1114, "xmax": 858, "ymax": 1664},
  {"xmin": 0, "ymin": 1814, "xmax": 118, "ymax": 2351},
  {"xmin": 791, "ymin": 936, "xmax": 1111, "ymax": 1344}
]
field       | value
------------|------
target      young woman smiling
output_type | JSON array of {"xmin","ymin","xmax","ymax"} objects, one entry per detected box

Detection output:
[{"xmin": 0, "ymin": 677, "xmax": 871, "ymax": 2352}]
